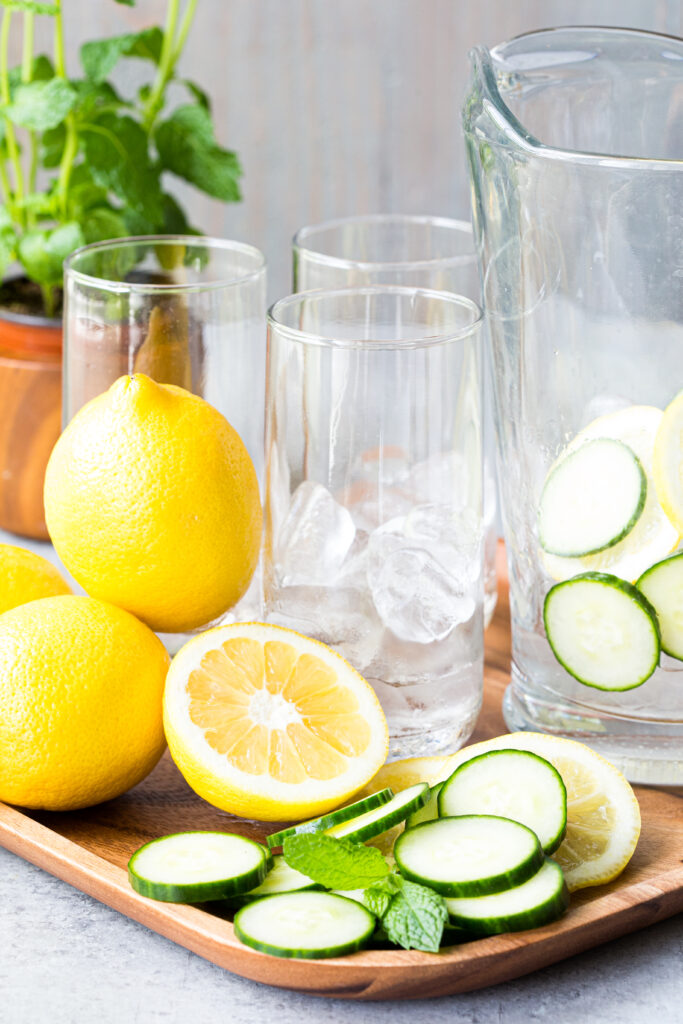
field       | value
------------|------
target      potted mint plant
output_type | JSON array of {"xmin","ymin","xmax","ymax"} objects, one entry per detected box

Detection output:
[{"xmin": 0, "ymin": 0, "xmax": 241, "ymax": 538}]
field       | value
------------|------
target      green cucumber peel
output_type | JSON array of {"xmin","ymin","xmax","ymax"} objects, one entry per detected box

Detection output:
[{"xmin": 266, "ymin": 788, "xmax": 394, "ymax": 848}]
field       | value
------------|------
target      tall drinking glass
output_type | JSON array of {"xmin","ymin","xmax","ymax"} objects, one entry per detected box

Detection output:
[
  {"xmin": 63, "ymin": 236, "xmax": 267, "ymax": 637},
  {"xmin": 464, "ymin": 27, "xmax": 683, "ymax": 782},
  {"xmin": 265, "ymin": 286, "xmax": 484, "ymax": 759},
  {"xmin": 293, "ymin": 214, "xmax": 498, "ymax": 626},
  {"xmin": 63, "ymin": 236, "xmax": 267, "ymax": 475}
]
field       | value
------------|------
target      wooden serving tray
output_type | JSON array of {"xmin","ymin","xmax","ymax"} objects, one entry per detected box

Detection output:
[{"xmin": 1, "ymin": 548, "xmax": 682, "ymax": 1001}]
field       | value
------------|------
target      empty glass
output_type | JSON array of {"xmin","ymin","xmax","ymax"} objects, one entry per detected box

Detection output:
[
  {"xmin": 63, "ymin": 236, "xmax": 267, "ymax": 476},
  {"xmin": 63, "ymin": 236, "xmax": 267, "ymax": 639},
  {"xmin": 264, "ymin": 286, "xmax": 484, "ymax": 759},
  {"xmin": 293, "ymin": 214, "xmax": 498, "ymax": 626}
]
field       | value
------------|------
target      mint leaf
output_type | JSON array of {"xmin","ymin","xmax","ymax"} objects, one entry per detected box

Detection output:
[
  {"xmin": 82, "ymin": 206, "xmax": 128, "ymax": 245},
  {"xmin": 7, "ymin": 55, "xmax": 54, "ymax": 93},
  {"xmin": 155, "ymin": 104, "xmax": 242, "ymax": 200},
  {"xmin": 381, "ymin": 878, "xmax": 448, "ymax": 953},
  {"xmin": 160, "ymin": 192, "xmax": 199, "ymax": 235},
  {"xmin": 41, "ymin": 124, "xmax": 64, "ymax": 168},
  {"xmin": 182, "ymin": 79, "xmax": 211, "ymax": 112},
  {"xmin": 363, "ymin": 874, "xmax": 402, "ymax": 918},
  {"xmin": 6, "ymin": 79, "xmax": 76, "ymax": 131},
  {"xmin": 0, "ymin": 206, "xmax": 16, "ymax": 278},
  {"xmin": 81, "ymin": 27, "xmax": 163, "ymax": 82},
  {"xmin": 83, "ymin": 113, "xmax": 163, "ymax": 220},
  {"xmin": 65, "ymin": 164, "xmax": 109, "ymax": 219},
  {"xmin": 18, "ymin": 222, "xmax": 84, "ymax": 288},
  {"xmin": 282, "ymin": 834, "xmax": 390, "ymax": 890},
  {"xmin": 75, "ymin": 80, "xmax": 128, "ymax": 121}
]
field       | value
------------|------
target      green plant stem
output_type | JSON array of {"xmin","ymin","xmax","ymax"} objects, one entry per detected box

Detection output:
[
  {"xmin": 54, "ymin": 0, "xmax": 77, "ymax": 222},
  {"xmin": 142, "ymin": 0, "xmax": 180, "ymax": 131},
  {"xmin": 41, "ymin": 282, "xmax": 55, "ymax": 318},
  {"xmin": 142, "ymin": 0, "xmax": 198, "ymax": 132},
  {"xmin": 0, "ymin": 9, "xmax": 25, "ymax": 226},
  {"xmin": 170, "ymin": 0, "xmax": 198, "ymax": 66},
  {"xmin": 22, "ymin": 11, "xmax": 37, "ymax": 225}
]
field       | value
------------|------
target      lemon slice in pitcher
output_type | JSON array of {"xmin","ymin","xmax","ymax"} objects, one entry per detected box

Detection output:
[{"xmin": 653, "ymin": 391, "xmax": 683, "ymax": 534}]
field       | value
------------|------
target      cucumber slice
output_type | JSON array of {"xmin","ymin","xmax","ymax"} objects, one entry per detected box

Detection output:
[
  {"xmin": 544, "ymin": 571, "xmax": 660, "ymax": 690},
  {"xmin": 266, "ymin": 788, "xmax": 394, "ymax": 848},
  {"xmin": 438, "ymin": 750, "xmax": 567, "ymax": 854},
  {"xmin": 326, "ymin": 783, "xmax": 430, "ymax": 842},
  {"xmin": 405, "ymin": 781, "xmax": 444, "ymax": 829},
  {"xmin": 234, "ymin": 891, "xmax": 376, "ymax": 959},
  {"xmin": 224, "ymin": 855, "xmax": 319, "ymax": 908},
  {"xmin": 394, "ymin": 815, "xmax": 543, "ymax": 897},
  {"xmin": 539, "ymin": 438, "xmax": 646, "ymax": 556},
  {"xmin": 637, "ymin": 552, "xmax": 683, "ymax": 660},
  {"xmin": 445, "ymin": 858, "xmax": 569, "ymax": 936},
  {"xmin": 128, "ymin": 831, "xmax": 271, "ymax": 903}
]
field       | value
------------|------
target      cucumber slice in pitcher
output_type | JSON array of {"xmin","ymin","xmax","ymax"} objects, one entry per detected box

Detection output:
[
  {"xmin": 438, "ymin": 750, "xmax": 567, "ymax": 854},
  {"xmin": 445, "ymin": 858, "xmax": 569, "ymax": 936},
  {"xmin": 637, "ymin": 551, "xmax": 683, "ymax": 660},
  {"xmin": 394, "ymin": 815, "xmax": 544, "ymax": 897},
  {"xmin": 234, "ymin": 891, "xmax": 376, "ymax": 959},
  {"xmin": 544, "ymin": 572, "xmax": 660, "ymax": 690},
  {"xmin": 266, "ymin": 787, "xmax": 393, "ymax": 848},
  {"xmin": 128, "ymin": 831, "xmax": 271, "ymax": 903},
  {"xmin": 539, "ymin": 438, "xmax": 646, "ymax": 556}
]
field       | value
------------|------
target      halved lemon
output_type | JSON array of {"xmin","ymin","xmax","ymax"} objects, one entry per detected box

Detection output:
[
  {"xmin": 653, "ymin": 390, "xmax": 683, "ymax": 534},
  {"xmin": 542, "ymin": 405, "xmax": 679, "ymax": 583},
  {"xmin": 363, "ymin": 733, "xmax": 641, "ymax": 892},
  {"xmin": 163, "ymin": 622, "xmax": 389, "ymax": 822}
]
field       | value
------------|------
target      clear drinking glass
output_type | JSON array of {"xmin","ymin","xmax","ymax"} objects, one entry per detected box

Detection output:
[
  {"xmin": 63, "ymin": 236, "xmax": 267, "ymax": 475},
  {"xmin": 464, "ymin": 27, "xmax": 683, "ymax": 782},
  {"xmin": 264, "ymin": 286, "xmax": 484, "ymax": 759},
  {"xmin": 63, "ymin": 236, "xmax": 267, "ymax": 636},
  {"xmin": 293, "ymin": 214, "xmax": 498, "ymax": 626}
]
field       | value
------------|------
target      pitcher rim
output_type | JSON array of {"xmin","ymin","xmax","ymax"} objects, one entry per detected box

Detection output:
[{"xmin": 469, "ymin": 25, "xmax": 683, "ymax": 167}]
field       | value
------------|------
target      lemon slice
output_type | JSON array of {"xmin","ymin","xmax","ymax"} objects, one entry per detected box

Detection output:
[
  {"xmin": 361, "ymin": 755, "xmax": 453, "ymax": 794},
  {"xmin": 653, "ymin": 391, "xmax": 683, "ymax": 534},
  {"xmin": 542, "ymin": 405, "xmax": 679, "ymax": 583},
  {"xmin": 163, "ymin": 622, "xmax": 389, "ymax": 822},
  {"xmin": 362, "ymin": 733, "xmax": 640, "ymax": 891}
]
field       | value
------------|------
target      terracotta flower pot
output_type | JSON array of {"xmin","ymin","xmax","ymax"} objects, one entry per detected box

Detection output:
[{"xmin": 0, "ymin": 301, "xmax": 62, "ymax": 540}]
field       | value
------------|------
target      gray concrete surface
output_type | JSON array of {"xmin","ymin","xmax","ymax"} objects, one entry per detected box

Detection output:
[{"xmin": 1, "ymin": 845, "xmax": 681, "ymax": 1024}]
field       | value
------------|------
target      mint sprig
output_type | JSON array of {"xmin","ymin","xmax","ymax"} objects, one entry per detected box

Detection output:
[
  {"xmin": 0, "ymin": 0, "xmax": 241, "ymax": 316},
  {"xmin": 364, "ymin": 875, "xmax": 448, "ymax": 953},
  {"xmin": 282, "ymin": 833, "xmax": 390, "ymax": 891}
]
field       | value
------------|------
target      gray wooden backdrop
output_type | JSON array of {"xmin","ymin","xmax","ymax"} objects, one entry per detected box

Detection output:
[{"xmin": 17, "ymin": 0, "xmax": 683, "ymax": 300}]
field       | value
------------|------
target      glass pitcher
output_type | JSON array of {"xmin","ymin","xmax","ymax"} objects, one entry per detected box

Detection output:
[{"xmin": 464, "ymin": 27, "xmax": 683, "ymax": 783}]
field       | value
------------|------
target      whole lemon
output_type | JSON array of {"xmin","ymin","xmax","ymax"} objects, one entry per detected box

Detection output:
[
  {"xmin": 0, "ymin": 543, "xmax": 71, "ymax": 614},
  {"xmin": 44, "ymin": 374, "xmax": 261, "ymax": 633},
  {"xmin": 0, "ymin": 595, "xmax": 170, "ymax": 811}
]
